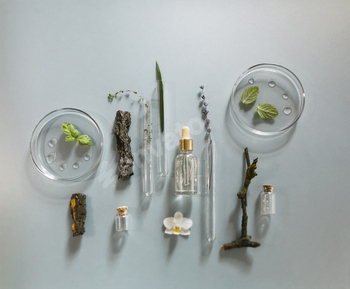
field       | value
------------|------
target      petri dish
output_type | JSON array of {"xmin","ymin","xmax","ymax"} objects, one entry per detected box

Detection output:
[
  {"xmin": 230, "ymin": 64, "xmax": 305, "ymax": 136},
  {"xmin": 30, "ymin": 108, "xmax": 103, "ymax": 181}
]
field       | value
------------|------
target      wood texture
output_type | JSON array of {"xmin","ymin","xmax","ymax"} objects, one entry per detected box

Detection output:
[
  {"xmin": 114, "ymin": 110, "xmax": 134, "ymax": 180},
  {"xmin": 70, "ymin": 193, "xmax": 86, "ymax": 237}
]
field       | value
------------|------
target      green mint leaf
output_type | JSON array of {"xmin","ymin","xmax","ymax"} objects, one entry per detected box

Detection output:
[
  {"xmin": 71, "ymin": 129, "xmax": 79, "ymax": 138},
  {"xmin": 65, "ymin": 135, "xmax": 76, "ymax": 142},
  {"xmin": 256, "ymin": 103, "xmax": 279, "ymax": 119},
  {"xmin": 77, "ymin": 135, "xmax": 92, "ymax": 146},
  {"xmin": 241, "ymin": 86, "xmax": 259, "ymax": 104},
  {"xmin": 62, "ymin": 122, "xmax": 72, "ymax": 135}
]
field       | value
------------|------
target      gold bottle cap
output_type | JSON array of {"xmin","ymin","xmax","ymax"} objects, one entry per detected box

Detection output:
[
  {"xmin": 179, "ymin": 126, "xmax": 193, "ymax": 151},
  {"xmin": 117, "ymin": 206, "xmax": 128, "ymax": 216},
  {"xmin": 263, "ymin": 185, "xmax": 274, "ymax": 192}
]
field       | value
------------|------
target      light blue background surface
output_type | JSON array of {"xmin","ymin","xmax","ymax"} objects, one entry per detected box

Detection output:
[{"xmin": 1, "ymin": 1, "xmax": 350, "ymax": 288}]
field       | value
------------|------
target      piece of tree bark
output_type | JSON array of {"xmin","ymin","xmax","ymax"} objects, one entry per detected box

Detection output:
[
  {"xmin": 114, "ymin": 110, "xmax": 134, "ymax": 180},
  {"xmin": 70, "ymin": 193, "xmax": 86, "ymax": 237},
  {"xmin": 221, "ymin": 147, "xmax": 260, "ymax": 250}
]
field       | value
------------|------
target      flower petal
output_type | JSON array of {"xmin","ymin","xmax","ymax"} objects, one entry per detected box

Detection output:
[
  {"xmin": 163, "ymin": 217, "xmax": 176, "ymax": 230},
  {"xmin": 180, "ymin": 217, "xmax": 193, "ymax": 229},
  {"xmin": 181, "ymin": 228, "xmax": 190, "ymax": 236},
  {"xmin": 165, "ymin": 229, "xmax": 173, "ymax": 235},
  {"xmin": 174, "ymin": 212, "xmax": 183, "ymax": 224}
]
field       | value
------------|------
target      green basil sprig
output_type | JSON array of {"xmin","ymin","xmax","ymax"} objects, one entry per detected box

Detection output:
[{"xmin": 61, "ymin": 122, "xmax": 91, "ymax": 146}]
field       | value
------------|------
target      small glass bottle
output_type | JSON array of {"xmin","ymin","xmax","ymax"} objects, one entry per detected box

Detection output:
[
  {"xmin": 260, "ymin": 185, "xmax": 275, "ymax": 215},
  {"xmin": 175, "ymin": 126, "xmax": 198, "ymax": 196},
  {"xmin": 115, "ymin": 206, "xmax": 129, "ymax": 231}
]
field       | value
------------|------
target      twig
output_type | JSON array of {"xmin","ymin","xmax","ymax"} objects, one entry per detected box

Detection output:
[{"xmin": 221, "ymin": 147, "xmax": 260, "ymax": 250}]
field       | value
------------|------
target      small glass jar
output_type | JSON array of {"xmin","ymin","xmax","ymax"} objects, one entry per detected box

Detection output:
[
  {"xmin": 260, "ymin": 185, "xmax": 275, "ymax": 215},
  {"xmin": 115, "ymin": 206, "xmax": 129, "ymax": 231}
]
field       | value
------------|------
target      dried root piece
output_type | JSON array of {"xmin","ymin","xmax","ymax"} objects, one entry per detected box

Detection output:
[
  {"xmin": 70, "ymin": 193, "xmax": 86, "ymax": 237},
  {"xmin": 114, "ymin": 110, "xmax": 134, "ymax": 180}
]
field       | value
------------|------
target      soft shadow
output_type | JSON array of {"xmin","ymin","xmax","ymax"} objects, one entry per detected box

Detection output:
[
  {"xmin": 83, "ymin": 195, "xmax": 95, "ymax": 237},
  {"xmin": 201, "ymin": 240, "xmax": 213, "ymax": 262},
  {"xmin": 66, "ymin": 206, "xmax": 82, "ymax": 260},
  {"xmin": 116, "ymin": 178, "xmax": 131, "ymax": 191},
  {"xmin": 26, "ymin": 152, "xmax": 93, "ymax": 203},
  {"xmin": 228, "ymin": 197, "xmax": 241, "ymax": 239},
  {"xmin": 225, "ymin": 99, "xmax": 296, "ymax": 154},
  {"xmin": 56, "ymin": 133, "xmax": 74, "ymax": 161},
  {"xmin": 164, "ymin": 234, "xmax": 178, "ymax": 257},
  {"xmin": 218, "ymin": 247, "xmax": 253, "ymax": 269},
  {"xmin": 74, "ymin": 143, "xmax": 91, "ymax": 159},
  {"xmin": 252, "ymin": 112, "xmax": 275, "ymax": 126},
  {"xmin": 254, "ymin": 195, "xmax": 270, "ymax": 239},
  {"xmin": 109, "ymin": 220, "xmax": 127, "ymax": 256},
  {"xmin": 239, "ymin": 101, "xmax": 255, "ymax": 112}
]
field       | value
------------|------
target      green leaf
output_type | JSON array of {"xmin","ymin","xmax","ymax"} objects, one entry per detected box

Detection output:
[
  {"xmin": 156, "ymin": 61, "xmax": 164, "ymax": 133},
  {"xmin": 62, "ymin": 122, "xmax": 72, "ymax": 135},
  {"xmin": 71, "ymin": 129, "xmax": 79, "ymax": 138},
  {"xmin": 77, "ymin": 135, "xmax": 92, "ymax": 146},
  {"xmin": 256, "ymin": 103, "xmax": 279, "ymax": 119},
  {"xmin": 65, "ymin": 135, "xmax": 76, "ymax": 142},
  {"xmin": 241, "ymin": 86, "xmax": 259, "ymax": 104},
  {"xmin": 67, "ymin": 124, "xmax": 75, "ymax": 133}
]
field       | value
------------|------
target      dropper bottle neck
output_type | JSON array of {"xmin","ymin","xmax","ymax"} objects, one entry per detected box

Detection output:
[{"xmin": 179, "ymin": 126, "xmax": 193, "ymax": 152}]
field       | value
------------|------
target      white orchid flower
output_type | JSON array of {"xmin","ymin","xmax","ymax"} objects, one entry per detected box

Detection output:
[{"xmin": 163, "ymin": 212, "xmax": 193, "ymax": 235}]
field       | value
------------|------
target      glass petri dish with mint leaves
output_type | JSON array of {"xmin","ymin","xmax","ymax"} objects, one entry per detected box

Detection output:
[{"xmin": 230, "ymin": 64, "xmax": 305, "ymax": 136}]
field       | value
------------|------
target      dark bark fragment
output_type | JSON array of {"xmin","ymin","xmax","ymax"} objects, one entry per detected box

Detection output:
[
  {"xmin": 114, "ymin": 110, "xmax": 134, "ymax": 180},
  {"xmin": 70, "ymin": 193, "xmax": 86, "ymax": 237}
]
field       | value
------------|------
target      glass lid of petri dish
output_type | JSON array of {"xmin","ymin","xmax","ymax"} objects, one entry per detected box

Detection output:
[
  {"xmin": 30, "ymin": 108, "xmax": 104, "ymax": 181},
  {"xmin": 229, "ymin": 64, "xmax": 305, "ymax": 136}
]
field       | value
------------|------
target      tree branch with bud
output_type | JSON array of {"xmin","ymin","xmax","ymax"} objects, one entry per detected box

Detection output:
[{"xmin": 221, "ymin": 147, "xmax": 260, "ymax": 250}]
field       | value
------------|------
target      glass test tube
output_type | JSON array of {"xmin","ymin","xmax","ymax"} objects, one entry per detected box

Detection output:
[
  {"xmin": 143, "ymin": 100, "xmax": 153, "ymax": 196},
  {"xmin": 205, "ymin": 140, "xmax": 216, "ymax": 242}
]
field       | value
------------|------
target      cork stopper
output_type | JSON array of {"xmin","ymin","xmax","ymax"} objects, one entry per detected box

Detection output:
[
  {"xmin": 179, "ymin": 126, "xmax": 193, "ymax": 151},
  {"xmin": 263, "ymin": 185, "xmax": 273, "ymax": 192},
  {"xmin": 117, "ymin": 206, "xmax": 128, "ymax": 216}
]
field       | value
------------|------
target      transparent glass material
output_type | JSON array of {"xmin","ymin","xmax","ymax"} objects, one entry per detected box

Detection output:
[
  {"xmin": 175, "ymin": 150, "xmax": 198, "ymax": 196},
  {"xmin": 30, "ymin": 108, "xmax": 103, "ymax": 181},
  {"xmin": 260, "ymin": 187, "xmax": 276, "ymax": 215},
  {"xmin": 156, "ymin": 80, "xmax": 168, "ymax": 177},
  {"xmin": 205, "ymin": 141, "xmax": 216, "ymax": 242},
  {"xmin": 230, "ymin": 63, "xmax": 305, "ymax": 136},
  {"xmin": 143, "ymin": 100, "xmax": 153, "ymax": 196},
  {"xmin": 115, "ymin": 215, "xmax": 129, "ymax": 231}
]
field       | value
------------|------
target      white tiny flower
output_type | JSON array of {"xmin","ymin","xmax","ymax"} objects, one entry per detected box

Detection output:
[{"xmin": 163, "ymin": 212, "xmax": 193, "ymax": 236}]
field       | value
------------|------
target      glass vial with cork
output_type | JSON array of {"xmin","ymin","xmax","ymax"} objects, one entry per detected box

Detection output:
[
  {"xmin": 175, "ymin": 126, "xmax": 198, "ymax": 196},
  {"xmin": 115, "ymin": 206, "xmax": 129, "ymax": 231},
  {"xmin": 260, "ymin": 185, "xmax": 275, "ymax": 215}
]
